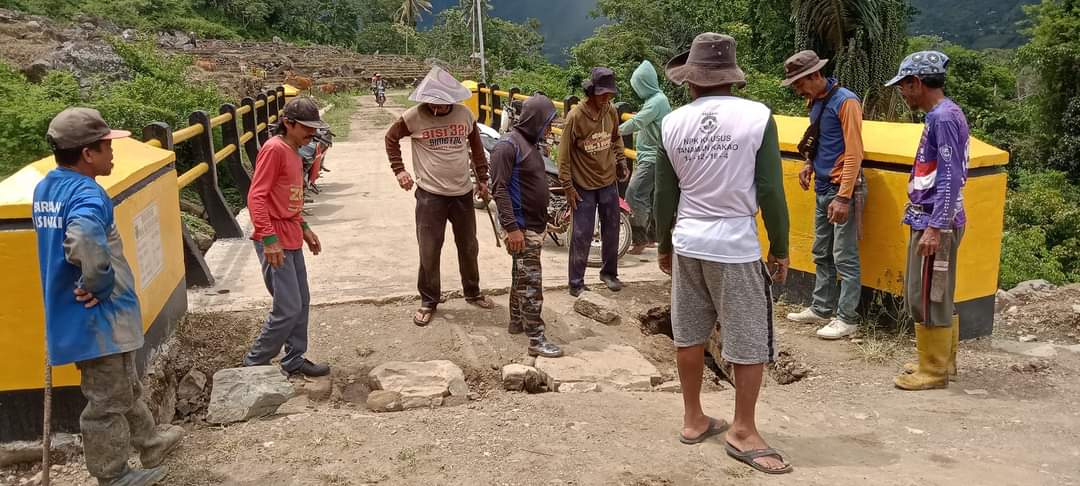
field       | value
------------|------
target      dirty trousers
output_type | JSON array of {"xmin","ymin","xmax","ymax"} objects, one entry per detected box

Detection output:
[
  {"xmin": 569, "ymin": 183, "xmax": 620, "ymax": 288},
  {"xmin": 508, "ymin": 230, "xmax": 546, "ymax": 338},
  {"xmin": 904, "ymin": 227, "xmax": 964, "ymax": 327},
  {"xmin": 245, "ymin": 243, "xmax": 310, "ymax": 372},
  {"xmin": 76, "ymin": 352, "xmax": 159, "ymax": 480},
  {"xmin": 415, "ymin": 187, "xmax": 482, "ymax": 308}
]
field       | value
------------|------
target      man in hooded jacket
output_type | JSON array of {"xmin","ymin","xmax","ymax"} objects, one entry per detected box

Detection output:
[
  {"xmin": 619, "ymin": 60, "xmax": 672, "ymax": 254},
  {"xmin": 489, "ymin": 95, "xmax": 564, "ymax": 358}
]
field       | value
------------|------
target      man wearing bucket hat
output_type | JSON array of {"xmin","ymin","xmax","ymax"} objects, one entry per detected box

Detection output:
[
  {"xmin": 558, "ymin": 67, "xmax": 630, "ymax": 296},
  {"xmin": 33, "ymin": 108, "xmax": 185, "ymax": 485},
  {"xmin": 385, "ymin": 66, "xmax": 495, "ymax": 327},
  {"xmin": 781, "ymin": 50, "xmax": 867, "ymax": 340},
  {"xmin": 245, "ymin": 97, "xmax": 331, "ymax": 378},
  {"xmin": 885, "ymin": 51, "xmax": 969, "ymax": 391},
  {"xmin": 654, "ymin": 33, "xmax": 792, "ymax": 474}
]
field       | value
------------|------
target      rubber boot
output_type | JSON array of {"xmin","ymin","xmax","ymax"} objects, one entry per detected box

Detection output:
[
  {"xmin": 98, "ymin": 466, "xmax": 167, "ymax": 486},
  {"xmin": 894, "ymin": 324, "xmax": 951, "ymax": 390},
  {"xmin": 903, "ymin": 316, "xmax": 959, "ymax": 376},
  {"xmin": 140, "ymin": 425, "xmax": 185, "ymax": 468}
]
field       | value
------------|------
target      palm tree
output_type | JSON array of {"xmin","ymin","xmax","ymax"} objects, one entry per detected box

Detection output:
[
  {"xmin": 794, "ymin": 0, "xmax": 908, "ymax": 119},
  {"xmin": 396, "ymin": 0, "xmax": 433, "ymax": 55}
]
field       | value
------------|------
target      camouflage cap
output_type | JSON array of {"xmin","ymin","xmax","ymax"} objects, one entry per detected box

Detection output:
[{"xmin": 884, "ymin": 50, "xmax": 950, "ymax": 87}]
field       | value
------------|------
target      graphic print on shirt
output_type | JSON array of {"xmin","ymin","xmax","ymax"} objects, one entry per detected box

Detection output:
[
  {"xmin": 288, "ymin": 184, "xmax": 304, "ymax": 213},
  {"xmin": 420, "ymin": 123, "xmax": 468, "ymax": 151},
  {"xmin": 582, "ymin": 130, "xmax": 612, "ymax": 154},
  {"xmin": 674, "ymin": 112, "xmax": 742, "ymax": 162}
]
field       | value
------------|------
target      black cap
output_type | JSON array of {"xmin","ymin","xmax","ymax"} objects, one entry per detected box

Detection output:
[{"xmin": 282, "ymin": 97, "xmax": 329, "ymax": 130}]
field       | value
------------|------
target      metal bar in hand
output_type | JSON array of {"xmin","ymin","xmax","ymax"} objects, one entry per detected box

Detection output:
[{"xmin": 484, "ymin": 198, "xmax": 502, "ymax": 248}]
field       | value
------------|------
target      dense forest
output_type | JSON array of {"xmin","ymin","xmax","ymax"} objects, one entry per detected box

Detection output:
[{"xmin": 0, "ymin": 0, "xmax": 1078, "ymax": 288}]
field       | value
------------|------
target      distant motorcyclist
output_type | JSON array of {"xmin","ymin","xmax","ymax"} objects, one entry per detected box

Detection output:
[{"xmin": 371, "ymin": 73, "xmax": 387, "ymax": 106}]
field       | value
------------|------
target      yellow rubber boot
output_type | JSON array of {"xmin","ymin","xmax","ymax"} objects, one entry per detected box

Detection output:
[
  {"xmin": 894, "ymin": 324, "xmax": 951, "ymax": 390},
  {"xmin": 902, "ymin": 316, "xmax": 960, "ymax": 376},
  {"xmin": 947, "ymin": 316, "xmax": 959, "ymax": 376}
]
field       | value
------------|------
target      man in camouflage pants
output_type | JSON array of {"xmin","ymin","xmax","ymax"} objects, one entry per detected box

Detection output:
[{"xmin": 489, "ymin": 94, "xmax": 563, "ymax": 358}]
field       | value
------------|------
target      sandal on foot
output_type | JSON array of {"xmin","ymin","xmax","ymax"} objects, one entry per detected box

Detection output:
[
  {"xmin": 725, "ymin": 441, "xmax": 793, "ymax": 474},
  {"xmin": 466, "ymin": 296, "xmax": 495, "ymax": 309},
  {"xmin": 678, "ymin": 417, "xmax": 730, "ymax": 445},
  {"xmin": 413, "ymin": 307, "xmax": 435, "ymax": 327}
]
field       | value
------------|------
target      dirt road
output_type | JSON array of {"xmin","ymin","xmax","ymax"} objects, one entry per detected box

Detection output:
[{"xmin": 7, "ymin": 96, "xmax": 1079, "ymax": 486}]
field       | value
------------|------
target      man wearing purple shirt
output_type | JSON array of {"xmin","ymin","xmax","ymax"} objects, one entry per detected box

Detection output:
[{"xmin": 885, "ymin": 51, "xmax": 969, "ymax": 391}]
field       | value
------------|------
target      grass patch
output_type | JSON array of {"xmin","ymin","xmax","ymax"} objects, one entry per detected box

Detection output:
[
  {"xmin": 313, "ymin": 92, "xmax": 358, "ymax": 141},
  {"xmin": 853, "ymin": 293, "xmax": 914, "ymax": 365},
  {"xmin": 391, "ymin": 93, "xmax": 417, "ymax": 109}
]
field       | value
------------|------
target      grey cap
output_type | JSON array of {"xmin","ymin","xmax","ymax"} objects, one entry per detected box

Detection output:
[
  {"xmin": 283, "ymin": 97, "xmax": 329, "ymax": 129},
  {"xmin": 47, "ymin": 107, "xmax": 131, "ymax": 150},
  {"xmin": 884, "ymin": 50, "xmax": 950, "ymax": 87}
]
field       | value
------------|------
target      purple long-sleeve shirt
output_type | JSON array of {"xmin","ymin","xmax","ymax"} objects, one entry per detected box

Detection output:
[{"xmin": 904, "ymin": 98, "xmax": 969, "ymax": 230}]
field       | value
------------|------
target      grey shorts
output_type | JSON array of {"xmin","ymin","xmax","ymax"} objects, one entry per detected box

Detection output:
[{"xmin": 671, "ymin": 254, "xmax": 777, "ymax": 364}]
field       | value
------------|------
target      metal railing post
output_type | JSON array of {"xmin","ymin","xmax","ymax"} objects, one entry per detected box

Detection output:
[
  {"xmin": 188, "ymin": 111, "xmax": 243, "ymax": 239},
  {"xmin": 477, "ymin": 83, "xmax": 488, "ymax": 125},
  {"xmin": 142, "ymin": 122, "xmax": 215, "ymax": 288},
  {"xmin": 219, "ymin": 103, "xmax": 251, "ymax": 201},
  {"xmin": 490, "ymin": 84, "xmax": 502, "ymax": 129},
  {"xmin": 240, "ymin": 97, "xmax": 260, "ymax": 169},
  {"xmin": 276, "ymin": 86, "xmax": 286, "ymax": 113},
  {"xmin": 256, "ymin": 92, "xmax": 270, "ymax": 145}
]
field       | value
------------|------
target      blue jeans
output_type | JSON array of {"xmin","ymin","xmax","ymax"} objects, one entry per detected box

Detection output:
[
  {"xmin": 626, "ymin": 157, "xmax": 655, "ymax": 244},
  {"xmin": 810, "ymin": 185, "xmax": 863, "ymax": 324},
  {"xmin": 569, "ymin": 183, "xmax": 620, "ymax": 289}
]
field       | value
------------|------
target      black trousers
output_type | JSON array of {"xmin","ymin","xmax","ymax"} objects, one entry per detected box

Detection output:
[{"xmin": 415, "ymin": 187, "xmax": 482, "ymax": 308}]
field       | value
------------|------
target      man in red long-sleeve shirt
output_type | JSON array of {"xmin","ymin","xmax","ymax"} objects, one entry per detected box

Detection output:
[{"xmin": 244, "ymin": 97, "xmax": 330, "ymax": 377}]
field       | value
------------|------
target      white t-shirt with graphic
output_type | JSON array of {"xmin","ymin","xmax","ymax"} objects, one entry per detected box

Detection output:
[{"xmin": 661, "ymin": 96, "xmax": 771, "ymax": 263}]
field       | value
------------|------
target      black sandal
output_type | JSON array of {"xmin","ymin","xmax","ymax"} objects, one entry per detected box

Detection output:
[
  {"xmin": 679, "ymin": 417, "xmax": 730, "ymax": 445},
  {"xmin": 724, "ymin": 441, "xmax": 793, "ymax": 474},
  {"xmin": 413, "ymin": 307, "xmax": 435, "ymax": 327}
]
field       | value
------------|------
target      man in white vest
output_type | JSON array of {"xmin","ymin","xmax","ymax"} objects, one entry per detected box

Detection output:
[{"xmin": 654, "ymin": 33, "xmax": 792, "ymax": 475}]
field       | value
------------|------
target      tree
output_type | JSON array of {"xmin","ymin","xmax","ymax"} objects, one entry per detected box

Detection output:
[
  {"xmin": 395, "ymin": 0, "xmax": 432, "ymax": 55},
  {"xmin": 795, "ymin": 0, "xmax": 911, "ymax": 119},
  {"xmin": 1018, "ymin": 0, "xmax": 1080, "ymax": 176}
]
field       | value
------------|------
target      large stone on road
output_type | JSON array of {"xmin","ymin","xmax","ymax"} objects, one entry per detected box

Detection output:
[
  {"xmin": 206, "ymin": 366, "xmax": 294, "ymax": 424},
  {"xmin": 369, "ymin": 360, "xmax": 469, "ymax": 410},
  {"xmin": 574, "ymin": 292, "xmax": 620, "ymax": 325},
  {"xmin": 535, "ymin": 344, "xmax": 662, "ymax": 392}
]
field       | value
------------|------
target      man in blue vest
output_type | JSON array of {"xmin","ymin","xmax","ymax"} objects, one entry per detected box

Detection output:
[
  {"xmin": 782, "ymin": 50, "xmax": 867, "ymax": 340},
  {"xmin": 33, "ymin": 108, "xmax": 184, "ymax": 486}
]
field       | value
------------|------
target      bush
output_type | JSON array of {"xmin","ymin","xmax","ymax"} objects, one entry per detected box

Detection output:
[{"xmin": 1000, "ymin": 170, "xmax": 1080, "ymax": 287}]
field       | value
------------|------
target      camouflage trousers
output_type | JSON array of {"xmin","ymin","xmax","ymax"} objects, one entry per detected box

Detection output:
[
  {"xmin": 75, "ymin": 352, "xmax": 159, "ymax": 480},
  {"xmin": 508, "ymin": 230, "xmax": 546, "ymax": 338}
]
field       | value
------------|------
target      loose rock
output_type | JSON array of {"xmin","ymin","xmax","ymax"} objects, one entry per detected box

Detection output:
[
  {"xmin": 574, "ymin": 292, "xmax": 620, "ymax": 325},
  {"xmin": 177, "ymin": 369, "xmax": 208, "ymax": 402},
  {"xmin": 0, "ymin": 433, "xmax": 81, "ymax": 467},
  {"xmin": 637, "ymin": 305, "xmax": 673, "ymax": 337},
  {"xmin": 1019, "ymin": 334, "xmax": 1038, "ymax": 343},
  {"xmin": 1009, "ymin": 279, "xmax": 1055, "ymax": 298},
  {"xmin": 206, "ymin": 366, "xmax": 294, "ymax": 424},
  {"xmin": 656, "ymin": 380, "xmax": 682, "ymax": 393},
  {"xmin": 502, "ymin": 364, "xmax": 531, "ymax": 391},
  {"xmin": 995, "ymin": 289, "xmax": 1015, "ymax": 314},
  {"xmin": 369, "ymin": 360, "xmax": 468, "ymax": 410},
  {"xmin": 536, "ymin": 343, "xmax": 661, "ymax": 392},
  {"xmin": 558, "ymin": 382, "xmax": 600, "ymax": 393},
  {"xmin": 366, "ymin": 390, "xmax": 403, "ymax": 412}
]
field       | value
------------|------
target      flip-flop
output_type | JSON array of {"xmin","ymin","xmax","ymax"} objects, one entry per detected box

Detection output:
[
  {"xmin": 413, "ymin": 307, "xmax": 435, "ymax": 327},
  {"xmin": 678, "ymin": 417, "xmax": 730, "ymax": 445},
  {"xmin": 466, "ymin": 296, "xmax": 495, "ymax": 309},
  {"xmin": 724, "ymin": 441, "xmax": 793, "ymax": 474}
]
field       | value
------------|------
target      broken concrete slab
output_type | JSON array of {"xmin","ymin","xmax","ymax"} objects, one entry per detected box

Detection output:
[
  {"xmin": 535, "ymin": 344, "xmax": 662, "ymax": 392},
  {"xmin": 368, "ymin": 360, "xmax": 468, "ymax": 410},
  {"xmin": 558, "ymin": 382, "xmax": 600, "ymax": 393},
  {"xmin": 992, "ymin": 340, "xmax": 1058, "ymax": 358},
  {"xmin": 206, "ymin": 366, "xmax": 294, "ymax": 424},
  {"xmin": 574, "ymin": 292, "xmax": 620, "ymax": 325},
  {"xmin": 656, "ymin": 381, "xmax": 682, "ymax": 393},
  {"xmin": 0, "ymin": 434, "xmax": 81, "ymax": 467}
]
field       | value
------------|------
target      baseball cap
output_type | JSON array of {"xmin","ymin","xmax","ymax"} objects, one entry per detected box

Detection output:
[
  {"xmin": 884, "ymin": 50, "xmax": 949, "ymax": 87},
  {"xmin": 282, "ymin": 97, "xmax": 329, "ymax": 130},
  {"xmin": 47, "ymin": 107, "xmax": 131, "ymax": 150}
]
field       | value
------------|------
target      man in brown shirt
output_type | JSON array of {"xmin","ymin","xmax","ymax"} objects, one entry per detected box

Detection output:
[
  {"xmin": 559, "ymin": 67, "xmax": 629, "ymax": 296},
  {"xmin": 385, "ymin": 67, "xmax": 495, "ymax": 326}
]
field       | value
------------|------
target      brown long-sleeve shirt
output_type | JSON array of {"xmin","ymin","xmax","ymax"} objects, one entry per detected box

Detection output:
[
  {"xmin": 385, "ymin": 104, "xmax": 488, "ymax": 197},
  {"xmin": 558, "ymin": 98, "xmax": 626, "ymax": 190}
]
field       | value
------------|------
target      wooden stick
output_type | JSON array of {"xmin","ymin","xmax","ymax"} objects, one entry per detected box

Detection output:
[{"xmin": 42, "ymin": 337, "xmax": 52, "ymax": 486}]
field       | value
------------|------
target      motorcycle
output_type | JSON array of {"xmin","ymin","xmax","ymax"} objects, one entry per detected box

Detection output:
[
  {"xmin": 372, "ymin": 84, "xmax": 386, "ymax": 107},
  {"xmin": 299, "ymin": 127, "xmax": 334, "ymax": 198}
]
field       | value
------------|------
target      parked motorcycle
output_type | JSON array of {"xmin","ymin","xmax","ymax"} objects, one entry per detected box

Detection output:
[
  {"xmin": 299, "ymin": 127, "xmax": 334, "ymax": 198},
  {"xmin": 474, "ymin": 123, "xmax": 632, "ymax": 267}
]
